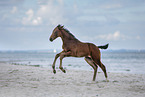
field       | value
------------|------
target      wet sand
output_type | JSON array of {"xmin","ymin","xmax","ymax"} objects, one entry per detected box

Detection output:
[{"xmin": 0, "ymin": 63, "xmax": 145, "ymax": 97}]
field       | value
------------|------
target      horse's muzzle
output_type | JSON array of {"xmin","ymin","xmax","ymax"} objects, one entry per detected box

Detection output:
[{"xmin": 49, "ymin": 38, "xmax": 53, "ymax": 42}]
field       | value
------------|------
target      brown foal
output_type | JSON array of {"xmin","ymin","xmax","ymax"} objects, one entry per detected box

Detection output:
[{"xmin": 49, "ymin": 24, "xmax": 109, "ymax": 81}]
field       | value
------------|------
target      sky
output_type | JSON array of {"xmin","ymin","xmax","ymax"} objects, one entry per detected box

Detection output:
[{"xmin": 0, "ymin": 0, "xmax": 145, "ymax": 50}]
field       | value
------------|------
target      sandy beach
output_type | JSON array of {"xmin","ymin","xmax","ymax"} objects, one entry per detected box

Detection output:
[{"xmin": 0, "ymin": 62, "xmax": 145, "ymax": 97}]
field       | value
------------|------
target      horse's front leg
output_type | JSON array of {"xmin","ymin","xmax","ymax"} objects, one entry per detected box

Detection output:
[
  {"xmin": 52, "ymin": 52, "xmax": 62, "ymax": 74},
  {"xmin": 59, "ymin": 52, "xmax": 71, "ymax": 73}
]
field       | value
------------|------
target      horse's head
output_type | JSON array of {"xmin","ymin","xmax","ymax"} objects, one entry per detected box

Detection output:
[{"xmin": 49, "ymin": 24, "xmax": 63, "ymax": 42}]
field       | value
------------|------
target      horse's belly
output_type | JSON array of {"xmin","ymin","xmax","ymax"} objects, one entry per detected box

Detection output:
[{"xmin": 74, "ymin": 49, "xmax": 89, "ymax": 57}]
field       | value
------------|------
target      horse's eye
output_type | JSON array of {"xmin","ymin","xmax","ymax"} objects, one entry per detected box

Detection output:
[{"xmin": 55, "ymin": 31, "xmax": 58, "ymax": 35}]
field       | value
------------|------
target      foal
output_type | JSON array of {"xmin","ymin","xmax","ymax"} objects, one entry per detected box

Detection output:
[{"xmin": 49, "ymin": 25, "xmax": 109, "ymax": 81}]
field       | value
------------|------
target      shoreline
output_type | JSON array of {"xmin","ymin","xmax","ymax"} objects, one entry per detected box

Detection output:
[{"xmin": 0, "ymin": 63, "xmax": 145, "ymax": 97}]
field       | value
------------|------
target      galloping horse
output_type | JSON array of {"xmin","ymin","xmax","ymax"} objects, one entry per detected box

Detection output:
[{"xmin": 49, "ymin": 24, "xmax": 109, "ymax": 81}]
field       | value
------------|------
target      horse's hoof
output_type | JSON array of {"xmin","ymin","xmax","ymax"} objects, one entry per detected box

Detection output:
[
  {"xmin": 106, "ymin": 78, "xmax": 109, "ymax": 82},
  {"xmin": 63, "ymin": 70, "xmax": 66, "ymax": 73},
  {"xmin": 53, "ymin": 70, "xmax": 56, "ymax": 74}
]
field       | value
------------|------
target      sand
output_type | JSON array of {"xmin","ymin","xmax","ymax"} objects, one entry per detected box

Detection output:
[{"xmin": 0, "ymin": 62, "xmax": 145, "ymax": 97}]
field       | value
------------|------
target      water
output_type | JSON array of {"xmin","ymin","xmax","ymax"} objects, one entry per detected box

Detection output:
[{"xmin": 0, "ymin": 50, "xmax": 145, "ymax": 74}]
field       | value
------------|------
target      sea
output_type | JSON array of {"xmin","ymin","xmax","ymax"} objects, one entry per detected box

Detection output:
[{"xmin": 0, "ymin": 49, "xmax": 145, "ymax": 74}]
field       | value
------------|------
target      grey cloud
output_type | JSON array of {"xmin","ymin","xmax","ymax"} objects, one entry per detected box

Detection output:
[{"xmin": 0, "ymin": 0, "xmax": 24, "ymax": 7}]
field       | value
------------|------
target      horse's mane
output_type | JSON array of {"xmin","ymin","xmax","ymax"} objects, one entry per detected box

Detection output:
[{"xmin": 57, "ymin": 24, "xmax": 78, "ymax": 40}]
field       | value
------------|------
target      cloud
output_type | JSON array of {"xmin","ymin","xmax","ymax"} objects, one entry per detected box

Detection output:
[
  {"xmin": 95, "ymin": 31, "xmax": 133, "ymax": 41},
  {"xmin": 136, "ymin": 36, "xmax": 140, "ymax": 40},
  {"xmin": 22, "ymin": 9, "xmax": 42, "ymax": 25},
  {"xmin": 22, "ymin": 9, "xmax": 33, "ymax": 25},
  {"xmin": 32, "ymin": 17, "xmax": 42, "ymax": 25},
  {"xmin": 96, "ymin": 31, "xmax": 121, "ymax": 40},
  {"xmin": 21, "ymin": 0, "xmax": 67, "ymax": 26},
  {"xmin": 100, "ymin": 3, "xmax": 122, "ymax": 9},
  {"xmin": 37, "ymin": 0, "xmax": 67, "ymax": 25},
  {"xmin": 73, "ymin": 1, "xmax": 78, "ymax": 13},
  {"xmin": 57, "ymin": 0, "xmax": 63, "ymax": 5},
  {"xmin": 107, "ymin": 31, "xmax": 120, "ymax": 40},
  {"xmin": 0, "ymin": 0, "xmax": 24, "ymax": 7},
  {"xmin": 11, "ymin": 6, "xmax": 17, "ymax": 14},
  {"xmin": 82, "ymin": 31, "xmax": 130, "ymax": 41}
]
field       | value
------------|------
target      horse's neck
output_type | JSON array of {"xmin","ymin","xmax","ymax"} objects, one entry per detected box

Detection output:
[
  {"xmin": 61, "ymin": 33, "xmax": 70, "ymax": 45},
  {"xmin": 61, "ymin": 30, "xmax": 76, "ymax": 42},
  {"xmin": 60, "ymin": 30, "xmax": 79, "ymax": 46}
]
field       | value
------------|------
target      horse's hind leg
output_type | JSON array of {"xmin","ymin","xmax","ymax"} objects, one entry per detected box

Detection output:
[
  {"xmin": 91, "ymin": 55, "xmax": 108, "ymax": 81},
  {"xmin": 100, "ymin": 63, "xmax": 109, "ymax": 82},
  {"xmin": 85, "ymin": 57, "xmax": 98, "ymax": 81},
  {"xmin": 97, "ymin": 61, "xmax": 108, "ymax": 82}
]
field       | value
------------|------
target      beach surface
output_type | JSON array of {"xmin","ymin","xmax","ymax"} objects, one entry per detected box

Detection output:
[{"xmin": 0, "ymin": 63, "xmax": 145, "ymax": 97}]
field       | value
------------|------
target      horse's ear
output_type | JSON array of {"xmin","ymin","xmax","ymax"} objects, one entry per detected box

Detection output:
[
  {"xmin": 61, "ymin": 25, "xmax": 64, "ymax": 28},
  {"xmin": 57, "ymin": 24, "xmax": 61, "ymax": 28},
  {"xmin": 57, "ymin": 24, "xmax": 64, "ymax": 29}
]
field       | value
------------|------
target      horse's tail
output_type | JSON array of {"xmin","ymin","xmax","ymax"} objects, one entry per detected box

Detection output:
[{"xmin": 97, "ymin": 43, "xmax": 109, "ymax": 49}]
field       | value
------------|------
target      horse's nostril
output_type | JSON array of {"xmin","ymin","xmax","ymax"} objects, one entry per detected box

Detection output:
[{"xmin": 49, "ymin": 38, "xmax": 53, "ymax": 42}]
